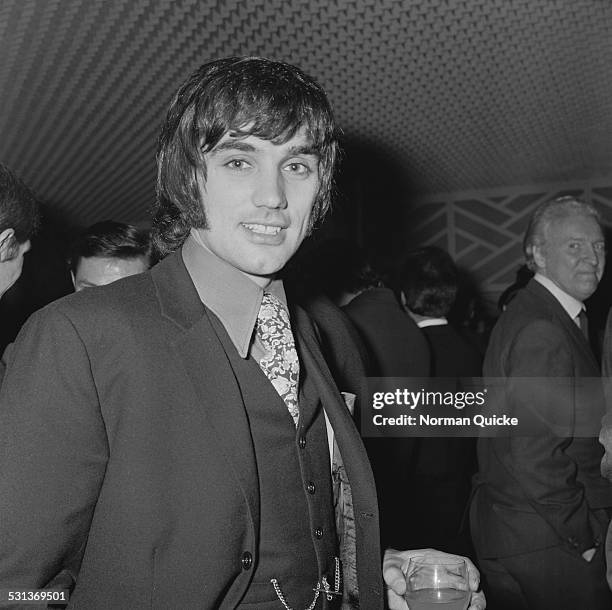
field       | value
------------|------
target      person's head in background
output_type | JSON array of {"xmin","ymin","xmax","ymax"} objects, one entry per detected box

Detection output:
[
  {"xmin": 523, "ymin": 195, "xmax": 604, "ymax": 302},
  {"xmin": 0, "ymin": 164, "xmax": 40, "ymax": 299},
  {"xmin": 69, "ymin": 221, "xmax": 152, "ymax": 291},
  {"xmin": 398, "ymin": 246, "xmax": 458, "ymax": 323}
]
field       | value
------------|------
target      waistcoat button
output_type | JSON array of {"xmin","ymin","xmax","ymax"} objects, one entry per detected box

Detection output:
[
  {"xmin": 299, "ymin": 436, "xmax": 307, "ymax": 449},
  {"xmin": 241, "ymin": 551, "xmax": 253, "ymax": 570},
  {"xmin": 307, "ymin": 482, "xmax": 316, "ymax": 494},
  {"xmin": 314, "ymin": 527, "xmax": 323, "ymax": 539}
]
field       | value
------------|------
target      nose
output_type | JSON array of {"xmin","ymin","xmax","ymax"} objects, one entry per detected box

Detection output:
[
  {"xmin": 252, "ymin": 168, "xmax": 287, "ymax": 209},
  {"xmin": 584, "ymin": 243, "xmax": 602, "ymax": 266}
]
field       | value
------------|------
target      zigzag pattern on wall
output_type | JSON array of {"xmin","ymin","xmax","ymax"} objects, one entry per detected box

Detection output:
[{"xmin": 407, "ymin": 182, "xmax": 612, "ymax": 306}]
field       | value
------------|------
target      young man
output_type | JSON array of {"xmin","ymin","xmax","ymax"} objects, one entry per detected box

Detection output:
[
  {"xmin": 0, "ymin": 57, "xmax": 483, "ymax": 609},
  {"xmin": 68, "ymin": 220, "xmax": 151, "ymax": 291}
]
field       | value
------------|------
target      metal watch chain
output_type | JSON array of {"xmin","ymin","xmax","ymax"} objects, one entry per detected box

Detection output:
[{"xmin": 270, "ymin": 556, "xmax": 341, "ymax": 609}]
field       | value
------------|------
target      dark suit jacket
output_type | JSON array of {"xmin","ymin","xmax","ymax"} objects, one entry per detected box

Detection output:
[
  {"xmin": 409, "ymin": 324, "xmax": 481, "ymax": 554},
  {"xmin": 300, "ymin": 294, "xmax": 369, "ymax": 425},
  {"xmin": 472, "ymin": 279, "xmax": 612, "ymax": 559},
  {"xmin": 343, "ymin": 287, "xmax": 430, "ymax": 378},
  {"xmin": 415, "ymin": 322, "xmax": 481, "ymax": 478},
  {"xmin": 343, "ymin": 287, "xmax": 430, "ymax": 549},
  {"xmin": 300, "ymin": 295, "xmax": 369, "ymax": 394},
  {"xmin": 599, "ymin": 310, "xmax": 612, "ymax": 589},
  {"xmin": 421, "ymin": 324, "xmax": 482, "ymax": 379},
  {"xmin": 0, "ymin": 251, "xmax": 383, "ymax": 609}
]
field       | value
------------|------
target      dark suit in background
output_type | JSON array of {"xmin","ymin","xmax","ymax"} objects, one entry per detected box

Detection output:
[
  {"xmin": 300, "ymin": 294, "xmax": 370, "ymax": 409},
  {"xmin": 344, "ymin": 287, "xmax": 430, "ymax": 380},
  {"xmin": 344, "ymin": 286, "xmax": 430, "ymax": 549},
  {"xmin": 598, "ymin": 310, "xmax": 612, "ymax": 591},
  {"xmin": 410, "ymin": 322, "xmax": 481, "ymax": 555},
  {"xmin": 472, "ymin": 279, "xmax": 612, "ymax": 609},
  {"xmin": 396, "ymin": 245, "xmax": 481, "ymax": 556},
  {"xmin": 422, "ymin": 324, "xmax": 482, "ymax": 380}
]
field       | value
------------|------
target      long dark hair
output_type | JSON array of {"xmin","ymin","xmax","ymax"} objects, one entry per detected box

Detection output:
[{"xmin": 153, "ymin": 57, "xmax": 339, "ymax": 257}]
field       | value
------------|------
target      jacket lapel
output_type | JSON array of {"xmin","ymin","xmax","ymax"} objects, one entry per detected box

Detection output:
[
  {"xmin": 527, "ymin": 280, "xmax": 599, "ymax": 371},
  {"xmin": 292, "ymin": 307, "xmax": 373, "ymax": 487},
  {"xmin": 295, "ymin": 319, "xmax": 378, "ymax": 511},
  {"xmin": 151, "ymin": 252, "xmax": 260, "ymax": 530}
]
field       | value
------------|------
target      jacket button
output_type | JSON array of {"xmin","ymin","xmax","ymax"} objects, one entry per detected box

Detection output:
[
  {"xmin": 299, "ymin": 436, "xmax": 307, "ymax": 449},
  {"xmin": 241, "ymin": 551, "xmax": 252, "ymax": 570},
  {"xmin": 314, "ymin": 527, "xmax": 323, "ymax": 539},
  {"xmin": 307, "ymin": 482, "xmax": 316, "ymax": 494}
]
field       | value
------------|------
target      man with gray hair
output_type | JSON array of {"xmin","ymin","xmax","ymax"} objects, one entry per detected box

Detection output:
[
  {"xmin": 0, "ymin": 164, "xmax": 39, "ymax": 300},
  {"xmin": 471, "ymin": 196, "xmax": 612, "ymax": 608}
]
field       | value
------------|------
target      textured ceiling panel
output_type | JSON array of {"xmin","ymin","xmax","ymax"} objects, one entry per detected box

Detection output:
[{"xmin": 0, "ymin": 0, "xmax": 611, "ymax": 225}]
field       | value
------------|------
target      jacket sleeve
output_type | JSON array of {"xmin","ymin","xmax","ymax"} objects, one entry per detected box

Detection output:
[
  {"xmin": 601, "ymin": 311, "xmax": 612, "ymax": 480},
  {"xmin": 0, "ymin": 305, "xmax": 109, "ymax": 590},
  {"xmin": 602, "ymin": 310, "xmax": 612, "ymax": 379},
  {"xmin": 500, "ymin": 319, "xmax": 597, "ymax": 553}
]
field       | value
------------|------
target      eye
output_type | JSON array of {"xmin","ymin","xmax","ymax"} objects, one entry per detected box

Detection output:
[
  {"xmin": 224, "ymin": 159, "xmax": 251, "ymax": 170},
  {"xmin": 595, "ymin": 242, "xmax": 606, "ymax": 252},
  {"xmin": 284, "ymin": 161, "xmax": 312, "ymax": 176}
]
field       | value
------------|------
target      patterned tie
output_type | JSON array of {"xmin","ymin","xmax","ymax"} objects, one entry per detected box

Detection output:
[{"xmin": 256, "ymin": 292, "xmax": 300, "ymax": 425}]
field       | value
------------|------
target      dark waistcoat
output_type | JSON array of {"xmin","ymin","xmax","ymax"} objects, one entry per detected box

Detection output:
[{"xmin": 216, "ymin": 324, "xmax": 339, "ymax": 609}]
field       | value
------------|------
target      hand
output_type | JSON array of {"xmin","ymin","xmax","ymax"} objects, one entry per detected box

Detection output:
[{"xmin": 383, "ymin": 548, "xmax": 486, "ymax": 610}]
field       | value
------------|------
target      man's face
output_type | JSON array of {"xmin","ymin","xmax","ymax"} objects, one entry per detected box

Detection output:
[
  {"xmin": 534, "ymin": 213, "xmax": 605, "ymax": 301},
  {"xmin": 195, "ymin": 129, "xmax": 320, "ymax": 288},
  {"xmin": 0, "ymin": 239, "xmax": 30, "ymax": 298},
  {"xmin": 73, "ymin": 256, "xmax": 149, "ymax": 291}
]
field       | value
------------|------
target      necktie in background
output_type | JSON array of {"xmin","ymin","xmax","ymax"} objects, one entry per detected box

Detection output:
[
  {"xmin": 256, "ymin": 292, "xmax": 300, "ymax": 425},
  {"xmin": 578, "ymin": 309, "xmax": 589, "ymax": 342}
]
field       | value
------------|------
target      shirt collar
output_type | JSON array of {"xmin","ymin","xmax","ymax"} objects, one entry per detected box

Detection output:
[
  {"xmin": 416, "ymin": 317, "xmax": 448, "ymax": 328},
  {"xmin": 182, "ymin": 229, "xmax": 287, "ymax": 358},
  {"xmin": 534, "ymin": 273, "xmax": 584, "ymax": 321}
]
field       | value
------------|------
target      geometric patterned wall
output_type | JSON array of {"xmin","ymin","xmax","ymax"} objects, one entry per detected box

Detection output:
[{"xmin": 407, "ymin": 179, "xmax": 612, "ymax": 310}]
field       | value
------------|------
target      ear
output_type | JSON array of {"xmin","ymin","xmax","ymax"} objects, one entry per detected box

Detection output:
[
  {"xmin": 400, "ymin": 290, "xmax": 407, "ymax": 308},
  {"xmin": 0, "ymin": 229, "xmax": 16, "ymax": 262},
  {"xmin": 532, "ymin": 243, "xmax": 546, "ymax": 270},
  {"xmin": 70, "ymin": 270, "xmax": 76, "ymax": 289}
]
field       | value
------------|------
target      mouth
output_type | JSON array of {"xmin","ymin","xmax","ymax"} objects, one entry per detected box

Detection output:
[{"xmin": 242, "ymin": 223, "xmax": 284, "ymax": 235}]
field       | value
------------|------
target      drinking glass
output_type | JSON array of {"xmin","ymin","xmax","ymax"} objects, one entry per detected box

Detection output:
[{"xmin": 404, "ymin": 556, "xmax": 470, "ymax": 610}]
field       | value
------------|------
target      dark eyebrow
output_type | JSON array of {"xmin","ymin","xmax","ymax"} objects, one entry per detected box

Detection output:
[
  {"xmin": 207, "ymin": 140, "xmax": 319, "ymax": 157},
  {"xmin": 208, "ymin": 141, "xmax": 257, "ymax": 155},
  {"xmin": 287, "ymin": 144, "xmax": 319, "ymax": 157}
]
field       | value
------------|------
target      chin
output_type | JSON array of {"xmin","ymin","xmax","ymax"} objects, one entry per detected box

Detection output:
[
  {"xmin": 578, "ymin": 287, "xmax": 597, "ymax": 300},
  {"xmin": 248, "ymin": 253, "xmax": 292, "ymax": 274},
  {"xmin": 242, "ymin": 261, "xmax": 286, "ymax": 279}
]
